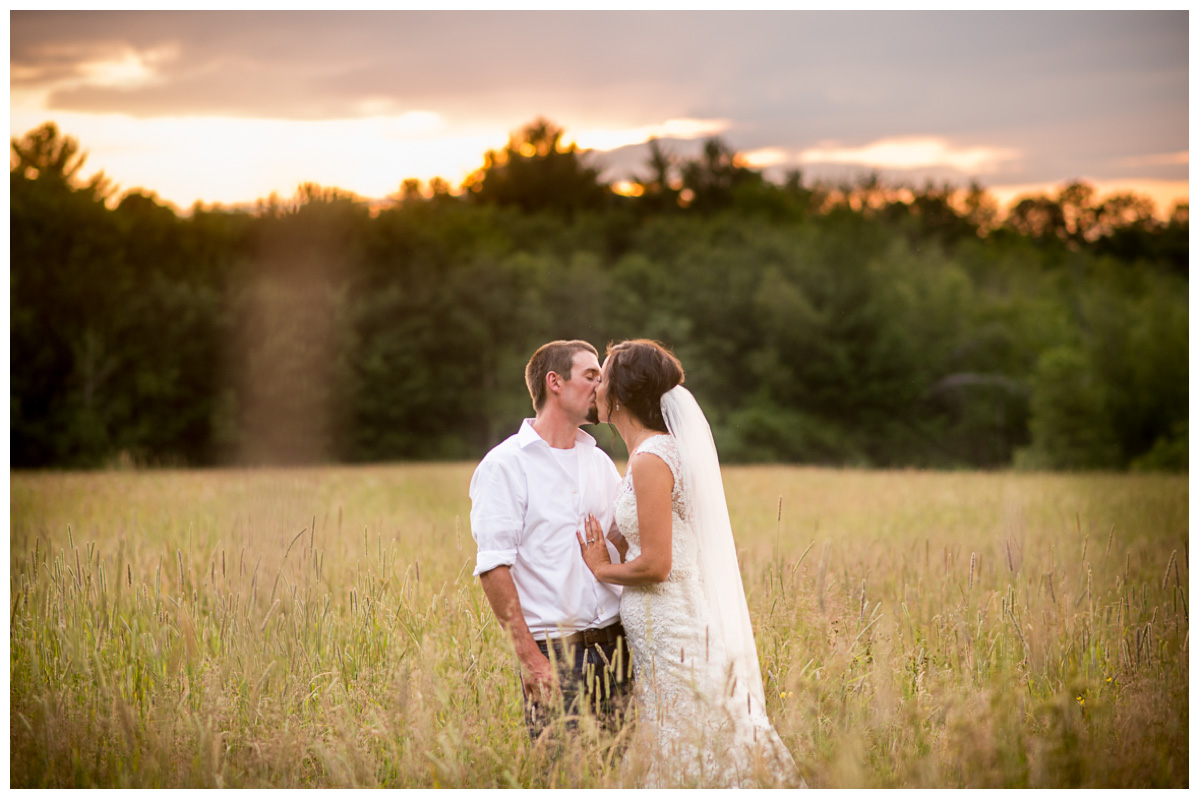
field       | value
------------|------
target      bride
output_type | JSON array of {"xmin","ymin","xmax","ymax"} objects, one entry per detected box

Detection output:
[{"xmin": 577, "ymin": 339, "xmax": 802, "ymax": 788}]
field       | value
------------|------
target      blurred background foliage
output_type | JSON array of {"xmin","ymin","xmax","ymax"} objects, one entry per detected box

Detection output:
[{"xmin": 10, "ymin": 119, "xmax": 1188, "ymax": 471}]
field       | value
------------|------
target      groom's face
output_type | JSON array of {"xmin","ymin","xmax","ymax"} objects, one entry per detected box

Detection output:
[{"xmin": 561, "ymin": 350, "xmax": 602, "ymax": 426}]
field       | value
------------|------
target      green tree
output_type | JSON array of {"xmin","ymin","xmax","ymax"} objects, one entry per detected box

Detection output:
[
  {"xmin": 9, "ymin": 122, "xmax": 1189, "ymax": 471},
  {"xmin": 631, "ymin": 137, "xmax": 682, "ymax": 213},
  {"xmin": 1006, "ymin": 194, "xmax": 1067, "ymax": 242},
  {"xmin": 12, "ymin": 124, "xmax": 123, "ymax": 465},
  {"xmin": 1022, "ymin": 346, "xmax": 1121, "ymax": 469},
  {"xmin": 229, "ymin": 184, "xmax": 368, "ymax": 464},
  {"xmin": 678, "ymin": 137, "xmax": 763, "ymax": 213},
  {"xmin": 462, "ymin": 118, "xmax": 610, "ymax": 215},
  {"xmin": 11, "ymin": 121, "xmax": 111, "ymax": 198}
]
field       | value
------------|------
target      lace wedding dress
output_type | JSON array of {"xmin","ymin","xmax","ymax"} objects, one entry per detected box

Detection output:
[{"xmin": 615, "ymin": 432, "xmax": 799, "ymax": 788}]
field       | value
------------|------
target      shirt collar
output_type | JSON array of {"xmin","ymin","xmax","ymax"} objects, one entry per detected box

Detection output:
[{"xmin": 517, "ymin": 418, "xmax": 596, "ymax": 450}]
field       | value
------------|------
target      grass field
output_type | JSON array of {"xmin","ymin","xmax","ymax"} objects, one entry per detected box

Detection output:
[{"xmin": 9, "ymin": 464, "xmax": 1188, "ymax": 787}]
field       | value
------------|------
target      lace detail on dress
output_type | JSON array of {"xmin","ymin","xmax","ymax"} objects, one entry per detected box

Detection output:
[
  {"xmin": 614, "ymin": 435, "xmax": 695, "ymax": 582},
  {"xmin": 614, "ymin": 434, "xmax": 797, "ymax": 787},
  {"xmin": 633, "ymin": 433, "xmax": 684, "ymax": 510}
]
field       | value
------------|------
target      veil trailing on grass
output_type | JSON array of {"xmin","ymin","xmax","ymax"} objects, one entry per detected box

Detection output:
[{"xmin": 660, "ymin": 385, "xmax": 770, "ymax": 721}]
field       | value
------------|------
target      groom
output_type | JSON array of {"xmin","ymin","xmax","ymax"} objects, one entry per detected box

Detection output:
[{"xmin": 469, "ymin": 340, "xmax": 633, "ymax": 741}]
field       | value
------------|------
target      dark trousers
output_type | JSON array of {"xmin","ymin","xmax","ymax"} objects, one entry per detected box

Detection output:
[{"xmin": 521, "ymin": 630, "xmax": 635, "ymax": 742}]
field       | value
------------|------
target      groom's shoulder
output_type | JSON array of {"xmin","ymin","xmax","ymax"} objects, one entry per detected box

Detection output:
[
  {"xmin": 477, "ymin": 420, "xmax": 536, "ymax": 467},
  {"xmin": 470, "ymin": 433, "xmax": 525, "ymax": 495},
  {"xmin": 480, "ymin": 431, "xmax": 523, "ymax": 464}
]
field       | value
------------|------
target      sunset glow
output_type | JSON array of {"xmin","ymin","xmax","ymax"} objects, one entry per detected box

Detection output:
[
  {"xmin": 798, "ymin": 137, "xmax": 1021, "ymax": 175},
  {"xmin": 1115, "ymin": 151, "xmax": 1189, "ymax": 169},
  {"xmin": 743, "ymin": 148, "xmax": 790, "ymax": 169},
  {"xmin": 9, "ymin": 11, "xmax": 1187, "ymax": 215},
  {"xmin": 611, "ymin": 180, "xmax": 645, "ymax": 197},
  {"xmin": 76, "ymin": 45, "xmax": 177, "ymax": 89},
  {"xmin": 9, "ymin": 107, "xmax": 511, "ymax": 209},
  {"xmin": 988, "ymin": 178, "xmax": 1189, "ymax": 218}
]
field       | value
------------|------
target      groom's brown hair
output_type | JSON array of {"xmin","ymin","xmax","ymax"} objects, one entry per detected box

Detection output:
[{"xmin": 525, "ymin": 339, "xmax": 598, "ymax": 412}]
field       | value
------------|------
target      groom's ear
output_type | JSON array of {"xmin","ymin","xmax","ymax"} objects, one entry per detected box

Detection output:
[{"xmin": 545, "ymin": 370, "xmax": 563, "ymax": 398}]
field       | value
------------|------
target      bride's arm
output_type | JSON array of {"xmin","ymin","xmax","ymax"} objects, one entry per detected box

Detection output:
[{"xmin": 578, "ymin": 453, "xmax": 672, "ymax": 585}]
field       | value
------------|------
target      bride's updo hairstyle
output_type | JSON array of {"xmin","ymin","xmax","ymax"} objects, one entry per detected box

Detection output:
[{"xmin": 604, "ymin": 339, "xmax": 685, "ymax": 433}]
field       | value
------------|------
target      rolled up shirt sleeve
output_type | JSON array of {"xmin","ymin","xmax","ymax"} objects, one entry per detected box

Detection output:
[{"xmin": 469, "ymin": 456, "xmax": 525, "ymax": 576}]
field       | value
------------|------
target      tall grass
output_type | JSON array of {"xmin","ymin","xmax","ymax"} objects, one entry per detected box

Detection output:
[{"xmin": 10, "ymin": 465, "xmax": 1187, "ymax": 787}]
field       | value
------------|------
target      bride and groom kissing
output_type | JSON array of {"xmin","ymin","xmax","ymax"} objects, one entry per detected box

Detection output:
[{"xmin": 469, "ymin": 339, "xmax": 803, "ymax": 788}]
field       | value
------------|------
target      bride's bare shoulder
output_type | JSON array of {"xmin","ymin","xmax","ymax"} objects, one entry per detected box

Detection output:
[{"xmin": 628, "ymin": 439, "xmax": 676, "ymax": 489}]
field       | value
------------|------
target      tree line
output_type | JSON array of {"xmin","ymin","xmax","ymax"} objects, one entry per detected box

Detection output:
[{"xmin": 10, "ymin": 119, "xmax": 1188, "ymax": 470}]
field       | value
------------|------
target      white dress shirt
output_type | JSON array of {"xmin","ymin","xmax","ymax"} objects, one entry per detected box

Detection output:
[{"xmin": 470, "ymin": 419, "xmax": 623, "ymax": 640}]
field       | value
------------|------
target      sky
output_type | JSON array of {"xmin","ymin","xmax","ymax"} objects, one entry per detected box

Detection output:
[{"xmin": 9, "ymin": 10, "xmax": 1190, "ymax": 215}]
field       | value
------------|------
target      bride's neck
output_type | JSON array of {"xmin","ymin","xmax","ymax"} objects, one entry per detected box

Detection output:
[{"xmin": 614, "ymin": 416, "xmax": 658, "ymax": 454}]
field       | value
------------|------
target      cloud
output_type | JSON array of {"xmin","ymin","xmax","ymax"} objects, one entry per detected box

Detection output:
[
  {"xmin": 76, "ymin": 45, "xmax": 178, "ymax": 89},
  {"xmin": 797, "ymin": 137, "xmax": 1020, "ymax": 176},
  {"xmin": 9, "ymin": 11, "xmax": 1188, "ymax": 206},
  {"xmin": 742, "ymin": 148, "xmax": 790, "ymax": 168},
  {"xmin": 14, "ymin": 10, "xmax": 1186, "ymax": 134},
  {"xmin": 1114, "ymin": 151, "xmax": 1189, "ymax": 169},
  {"xmin": 572, "ymin": 119, "xmax": 730, "ymax": 152},
  {"xmin": 12, "ymin": 11, "xmax": 725, "ymax": 122}
]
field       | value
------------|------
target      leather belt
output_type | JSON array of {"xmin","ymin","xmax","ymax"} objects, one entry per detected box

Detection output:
[{"xmin": 543, "ymin": 621, "xmax": 625, "ymax": 649}]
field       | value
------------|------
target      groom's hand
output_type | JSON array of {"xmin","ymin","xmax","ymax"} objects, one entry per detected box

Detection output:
[
  {"xmin": 479, "ymin": 566, "xmax": 559, "ymax": 703},
  {"xmin": 519, "ymin": 649, "xmax": 558, "ymax": 703}
]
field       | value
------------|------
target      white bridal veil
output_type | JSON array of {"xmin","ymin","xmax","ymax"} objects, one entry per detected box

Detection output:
[{"xmin": 660, "ymin": 385, "xmax": 771, "ymax": 721}]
